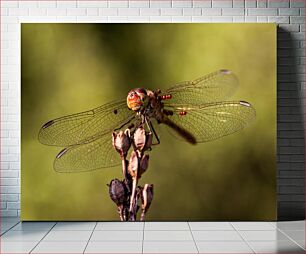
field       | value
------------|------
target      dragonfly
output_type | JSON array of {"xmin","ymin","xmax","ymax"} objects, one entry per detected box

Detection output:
[{"xmin": 38, "ymin": 70, "xmax": 256, "ymax": 173}]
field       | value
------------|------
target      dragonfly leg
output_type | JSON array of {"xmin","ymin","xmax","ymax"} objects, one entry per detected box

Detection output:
[{"xmin": 145, "ymin": 117, "xmax": 160, "ymax": 145}]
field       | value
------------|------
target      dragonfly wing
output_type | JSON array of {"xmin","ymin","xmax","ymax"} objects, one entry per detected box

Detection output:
[
  {"xmin": 163, "ymin": 101, "xmax": 256, "ymax": 143},
  {"xmin": 38, "ymin": 99, "xmax": 134, "ymax": 147},
  {"xmin": 162, "ymin": 70, "xmax": 239, "ymax": 105},
  {"xmin": 54, "ymin": 131, "xmax": 120, "ymax": 172}
]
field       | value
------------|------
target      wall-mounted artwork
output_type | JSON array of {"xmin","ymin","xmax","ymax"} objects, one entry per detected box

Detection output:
[{"xmin": 21, "ymin": 24, "xmax": 276, "ymax": 221}]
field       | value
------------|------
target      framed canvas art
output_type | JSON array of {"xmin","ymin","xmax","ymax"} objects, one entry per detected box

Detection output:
[{"xmin": 21, "ymin": 23, "xmax": 276, "ymax": 221}]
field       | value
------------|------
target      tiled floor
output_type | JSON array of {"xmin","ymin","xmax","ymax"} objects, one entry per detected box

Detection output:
[{"xmin": 0, "ymin": 218, "xmax": 304, "ymax": 253}]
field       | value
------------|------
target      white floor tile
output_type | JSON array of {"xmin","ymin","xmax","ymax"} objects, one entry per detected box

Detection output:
[
  {"xmin": 189, "ymin": 222, "xmax": 234, "ymax": 231},
  {"xmin": 1, "ymin": 221, "xmax": 20, "ymax": 233},
  {"xmin": 143, "ymin": 241, "xmax": 198, "ymax": 253},
  {"xmin": 193, "ymin": 230, "xmax": 242, "ymax": 241},
  {"xmin": 232, "ymin": 222, "xmax": 276, "ymax": 230},
  {"xmin": 282, "ymin": 230, "xmax": 305, "ymax": 241},
  {"xmin": 1, "ymin": 224, "xmax": 18, "ymax": 233},
  {"xmin": 91, "ymin": 230, "xmax": 143, "ymax": 241},
  {"xmin": 249, "ymin": 240, "xmax": 304, "ymax": 253},
  {"xmin": 197, "ymin": 241, "xmax": 253, "ymax": 253},
  {"xmin": 52, "ymin": 222, "xmax": 96, "ymax": 230},
  {"xmin": 239, "ymin": 230, "xmax": 291, "ymax": 241},
  {"xmin": 0, "ymin": 230, "xmax": 47, "ymax": 242},
  {"xmin": 11, "ymin": 222, "xmax": 55, "ymax": 231},
  {"xmin": 276, "ymin": 221, "xmax": 305, "ymax": 231},
  {"xmin": 96, "ymin": 222, "xmax": 143, "ymax": 231},
  {"xmin": 85, "ymin": 241, "xmax": 142, "ymax": 253},
  {"xmin": 145, "ymin": 222, "xmax": 190, "ymax": 230},
  {"xmin": 144, "ymin": 230, "xmax": 193, "ymax": 241},
  {"xmin": 268, "ymin": 222, "xmax": 277, "ymax": 228},
  {"xmin": 1, "ymin": 220, "xmax": 304, "ymax": 254},
  {"xmin": 1, "ymin": 217, "xmax": 20, "ymax": 224},
  {"xmin": 296, "ymin": 240, "xmax": 306, "ymax": 250},
  {"xmin": 1, "ymin": 221, "xmax": 20, "ymax": 228},
  {"xmin": 32, "ymin": 241, "xmax": 87, "ymax": 253},
  {"xmin": 296, "ymin": 240, "xmax": 305, "ymax": 250},
  {"xmin": 282, "ymin": 230, "xmax": 305, "ymax": 249},
  {"xmin": 0, "ymin": 241, "xmax": 37, "ymax": 253},
  {"xmin": 43, "ymin": 230, "xmax": 92, "ymax": 241},
  {"xmin": 1, "ymin": 229, "xmax": 8, "ymax": 234}
]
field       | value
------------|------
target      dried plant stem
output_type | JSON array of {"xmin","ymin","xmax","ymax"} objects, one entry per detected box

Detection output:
[
  {"xmin": 121, "ymin": 159, "xmax": 127, "ymax": 180},
  {"xmin": 118, "ymin": 205, "xmax": 124, "ymax": 221},
  {"xmin": 129, "ymin": 175, "xmax": 138, "ymax": 212},
  {"xmin": 110, "ymin": 126, "xmax": 154, "ymax": 221},
  {"xmin": 140, "ymin": 184, "xmax": 147, "ymax": 221}
]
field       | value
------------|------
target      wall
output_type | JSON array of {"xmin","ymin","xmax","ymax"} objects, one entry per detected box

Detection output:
[{"xmin": 0, "ymin": 0, "xmax": 305, "ymax": 220}]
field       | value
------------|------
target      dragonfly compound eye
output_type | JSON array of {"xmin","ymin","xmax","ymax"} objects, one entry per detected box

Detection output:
[{"xmin": 127, "ymin": 88, "xmax": 147, "ymax": 111}]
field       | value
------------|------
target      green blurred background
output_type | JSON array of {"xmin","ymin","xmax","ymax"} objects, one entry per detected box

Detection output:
[{"xmin": 21, "ymin": 24, "xmax": 276, "ymax": 221}]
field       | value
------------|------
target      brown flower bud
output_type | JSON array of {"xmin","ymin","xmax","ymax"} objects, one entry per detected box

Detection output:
[
  {"xmin": 139, "ymin": 154, "xmax": 149, "ymax": 177},
  {"xmin": 108, "ymin": 179, "xmax": 126, "ymax": 206},
  {"xmin": 133, "ymin": 127, "xmax": 154, "ymax": 152},
  {"xmin": 112, "ymin": 131, "xmax": 131, "ymax": 158},
  {"xmin": 127, "ymin": 151, "xmax": 138, "ymax": 178},
  {"xmin": 133, "ymin": 127, "xmax": 146, "ymax": 151}
]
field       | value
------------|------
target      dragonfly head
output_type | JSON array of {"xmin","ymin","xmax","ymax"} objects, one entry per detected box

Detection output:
[{"xmin": 127, "ymin": 88, "xmax": 148, "ymax": 111}]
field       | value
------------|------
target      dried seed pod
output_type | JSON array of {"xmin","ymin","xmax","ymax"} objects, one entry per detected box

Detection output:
[
  {"xmin": 133, "ymin": 127, "xmax": 146, "ymax": 151},
  {"xmin": 112, "ymin": 131, "xmax": 131, "ymax": 158},
  {"xmin": 108, "ymin": 179, "xmax": 126, "ymax": 206},
  {"xmin": 139, "ymin": 154, "xmax": 149, "ymax": 177},
  {"xmin": 127, "ymin": 150, "xmax": 138, "ymax": 178}
]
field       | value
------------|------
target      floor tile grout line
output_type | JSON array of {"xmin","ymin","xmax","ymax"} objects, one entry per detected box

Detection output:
[
  {"xmin": 29, "ymin": 222, "xmax": 57, "ymax": 254},
  {"xmin": 276, "ymin": 227, "xmax": 305, "ymax": 250},
  {"xmin": 1, "ymin": 221, "xmax": 304, "ymax": 253},
  {"xmin": 229, "ymin": 222, "xmax": 256, "ymax": 254},
  {"xmin": 140, "ymin": 229, "xmax": 191, "ymax": 231},
  {"xmin": 142, "ymin": 221, "xmax": 145, "ymax": 254},
  {"xmin": 82, "ymin": 240, "xmax": 246, "ymax": 242},
  {"xmin": 273, "ymin": 229, "xmax": 305, "ymax": 232},
  {"xmin": 83, "ymin": 222, "xmax": 97, "ymax": 254},
  {"xmin": 268, "ymin": 221, "xmax": 277, "ymax": 229},
  {"xmin": 231, "ymin": 222, "xmax": 276, "ymax": 231},
  {"xmin": 0, "ymin": 220, "xmax": 20, "ymax": 236},
  {"xmin": 187, "ymin": 221, "xmax": 199, "ymax": 254}
]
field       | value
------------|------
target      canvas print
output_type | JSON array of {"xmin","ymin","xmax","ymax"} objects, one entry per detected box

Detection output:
[{"xmin": 21, "ymin": 24, "xmax": 276, "ymax": 221}]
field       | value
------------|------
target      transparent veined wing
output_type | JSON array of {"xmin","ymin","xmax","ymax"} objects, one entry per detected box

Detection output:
[
  {"xmin": 53, "ymin": 130, "xmax": 120, "ymax": 172},
  {"xmin": 162, "ymin": 70, "xmax": 239, "ymax": 105},
  {"xmin": 163, "ymin": 101, "xmax": 256, "ymax": 143},
  {"xmin": 38, "ymin": 99, "xmax": 134, "ymax": 147},
  {"xmin": 53, "ymin": 111, "xmax": 138, "ymax": 172}
]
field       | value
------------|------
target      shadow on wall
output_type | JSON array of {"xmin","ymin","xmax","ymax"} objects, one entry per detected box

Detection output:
[{"xmin": 277, "ymin": 27, "xmax": 305, "ymax": 220}]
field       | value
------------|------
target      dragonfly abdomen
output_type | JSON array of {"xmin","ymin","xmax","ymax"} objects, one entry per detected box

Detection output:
[
  {"xmin": 161, "ymin": 117, "xmax": 196, "ymax": 145},
  {"xmin": 162, "ymin": 109, "xmax": 174, "ymax": 116}
]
